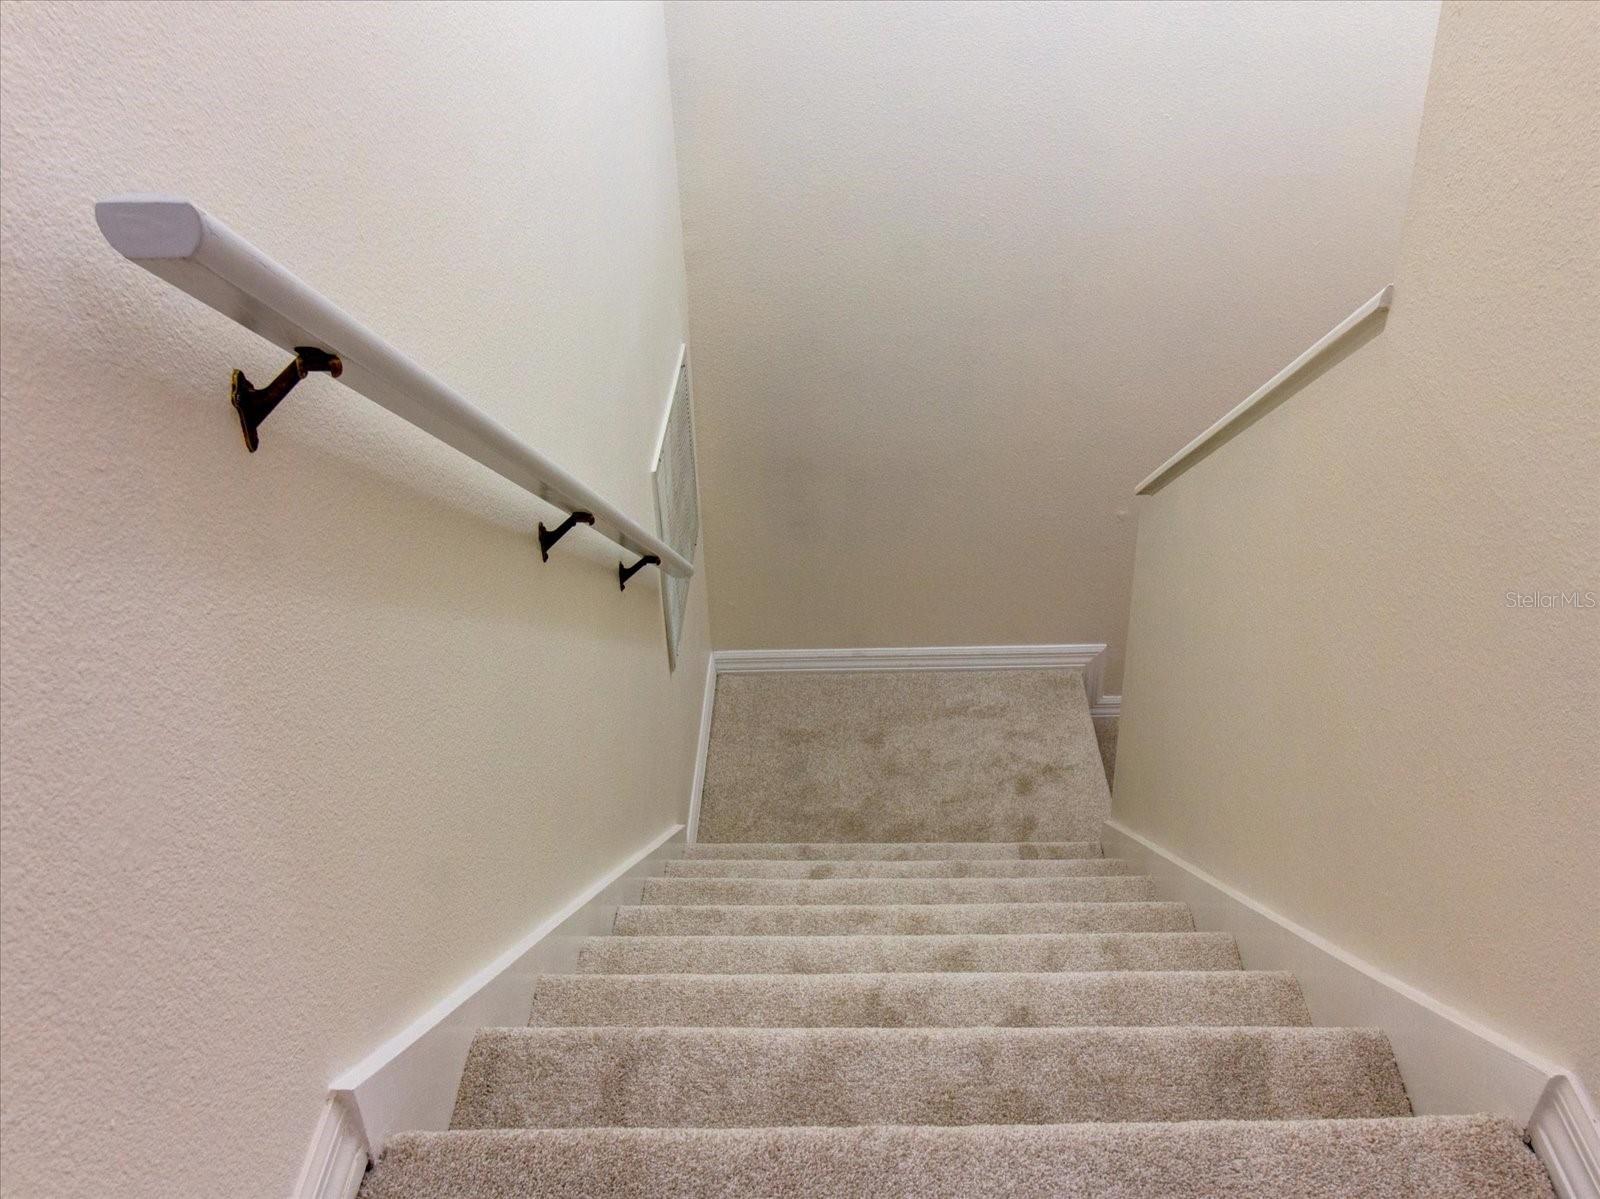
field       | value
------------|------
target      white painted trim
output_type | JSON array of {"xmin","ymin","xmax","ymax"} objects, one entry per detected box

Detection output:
[
  {"xmin": 1090, "ymin": 694, "xmax": 1121, "ymax": 720},
  {"xmin": 291, "ymin": 1095, "xmax": 367, "ymax": 1199},
  {"xmin": 327, "ymin": 823, "xmax": 685, "ymax": 1157},
  {"xmin": 1135, "ymin": 285, "xmax": 1394, "ymax": 495},
  {"xmin": 712, "ymin": 643, "xmax": 1105, "ymax": 675},
  {"xmin": 1531, "ymin": 1074, "xmax": 1600, "ymax": 1199},
  {"xmin": 1101, "ymin": 818, "xmax": 1571, "ymax": 1123},
  {"xmin": 685, "ymin": 654, "xmax": 716, "ymax": 844}
]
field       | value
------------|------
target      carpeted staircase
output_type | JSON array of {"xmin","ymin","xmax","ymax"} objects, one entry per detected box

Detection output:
[{"xmin": 361, "ymin": 670, "xmax": 1553, "ymax": 1197}]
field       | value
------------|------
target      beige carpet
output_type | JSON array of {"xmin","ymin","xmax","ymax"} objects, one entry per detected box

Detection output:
[
  {"xmin": 639, "ymin": 874, "xmax": 1157, "ymax": 905},
  {"xmin": 695, "ymin": 669, "xmax": 1110, "ymax": 842},
  {"xmin": 683, "ymin": 840, "xmax": 1105, "ymax": 859},
  {"xmin": 662, "ymin": 856, "xmax": 1134, "ymax": 876},
  {"xmin": 525, "ymin": 969, "xmax": 1311, "ymax": 1028},
  {"xmin": 364, "ymin": 1118, "xmax": 1553, "ymax": 1198},
  {"xmin": 612, "ymin": 898, "xmax": 1198, "ymax": 935},
  {"xmin": 452, "ymin": 1026, "xmax": 1407, "ymax": 1128},
  {"xmin": 360, "ymin": 673, "xmax": 1553, "ymax": 1197},
  {"xmin": 575, "ymin": 931, "xmax": 1242, "ymax": 973}
]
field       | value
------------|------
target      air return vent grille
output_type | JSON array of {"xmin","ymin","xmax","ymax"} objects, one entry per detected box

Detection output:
[{"xmin": 651, "ymin": 351, "xmax": 700, "ymax": 668}]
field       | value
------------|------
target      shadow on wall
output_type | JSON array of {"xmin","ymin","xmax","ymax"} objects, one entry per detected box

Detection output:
[
  {"xmin": 1093, "ymin": 716, "xmax": 1118, "ymax": 788},
  {"xmin": 12, "ymin": 279, "xmax": 655, "ymax": 631},
  {"xmin": 228, "ymin": 430, "xmax": 650, "ymax": 625}
]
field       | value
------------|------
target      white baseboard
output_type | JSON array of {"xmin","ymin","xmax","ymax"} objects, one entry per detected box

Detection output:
[
  {"xmin": 1101, "ymin": 819, "xmax": 1570, "ymax": 1124},
  {"xmin": 712, "ymin": 642, "xmax": 1105, "ymax": 674},
  {"xmin": 320, "ymin": 823, "xmax": 685, "ymax": 1166},
  {"xmin": 1532, "ymin": 1074, "xmax": 1600, "ymax": 1199},
  {"xmin": 1090, "ymin": 693, "xmax": 1121, "ymax": 720},
  {"xmin": 292, "ymin": 1095, "xmax": 368, "ymax": 1199},
  {"xmin": 686, "ymin": 655, "xmax": 716, "ymax": 844},
  {"xmin": 712, "ymin": 643, "xmax": 1111, "ymax": 713}
]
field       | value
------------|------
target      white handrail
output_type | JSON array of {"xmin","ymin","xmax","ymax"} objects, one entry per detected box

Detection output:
[
  {"xmin": 94, "ymin": 195, "xmax": 693, "ymax": 578},
  {"xmin": 1134, "ymin": 285, "xmax": 1394, "ymax": 496}
]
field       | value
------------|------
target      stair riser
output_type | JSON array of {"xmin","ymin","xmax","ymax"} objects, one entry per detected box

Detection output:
[
  {"xmin": 663, "ymin": 859, "xmax": 1135, "ymax": 879},
  {"xmin": 612, "ymin": 902, "xmax": 1196, "ymax": 936},
  {"xmin": 368, "ymin": 1118, "xmax": 1556, "ymax": 1199},
  {"xmin": 640, "ymin": 876, "xmax": 1158, "ymax": 906},
  {"xmin": 577, "ymin": 932, "xmax": 1242, "ymax": 974},
  {"xmin": 528, "ymin": 971, "xmax": 1311, "ymax": 1028},
  {"xmin": 452, "ymin": 1026, "xmax": 1408, "ymax": 1129},
  {"xmin": 681, "ymin": 842, "xmax": 1103, "ymax": 860}
]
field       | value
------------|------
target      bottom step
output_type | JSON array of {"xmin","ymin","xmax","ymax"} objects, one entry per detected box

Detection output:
[{"xmin": 363, "ymin": 1116, "xmax": 1554, "ymax": 1198}]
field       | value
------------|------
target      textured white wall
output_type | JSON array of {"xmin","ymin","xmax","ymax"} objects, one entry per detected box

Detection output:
[
  {"xmin": 0, "ymin": 3, "xmax": 708, "ymax": 1196},
  {"xmin": 1115, "ymin": 0, "xmax": 1599, "ymax": 1092},
  {"xmin": 666, "ymin": 0, "xmax": 1439, "ymax": 687}
]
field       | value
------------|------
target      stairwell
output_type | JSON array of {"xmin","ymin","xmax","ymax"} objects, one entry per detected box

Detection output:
[{"xmin": 361, "ymin": 670, "xmax": 1554, "ymax": 1197}]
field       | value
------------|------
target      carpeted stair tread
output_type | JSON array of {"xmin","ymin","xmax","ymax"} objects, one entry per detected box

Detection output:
[
  {"xmin": 682, "ymin": 841, "xmax": 1104, "ymax": 860},
  {"xmin": 640, "ymin": 875, "xmax": 1158, "ymax": 906},
  {"xmin": 696, "ymin": 671, "xmax": 1111, "ymax": 844},
  {"xmin": 357, "ymin": 667, "xmax": 1560, "ymax": 1196},
  {"xmin": 662, "ymin": 857, "xmax": 1135, "ymax": 878},
  {"xmin": 613, "ymin": 901, "xmax": 1197, "ymax": 936},
  {"xmin": 577, "ymin": 931, "xmax": 1242, "ymax": 974},
  {"xmin": 527, "ymin": 970, "xmax": 1310, "ymax": 1028},
  {"xmin": 362, "ymin": 1116, "xmax": 1554, "ymax": 1199},
  {"xmin": 452, "ymin": 1025, "xmax": 1408, "ymax": 1129}
]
